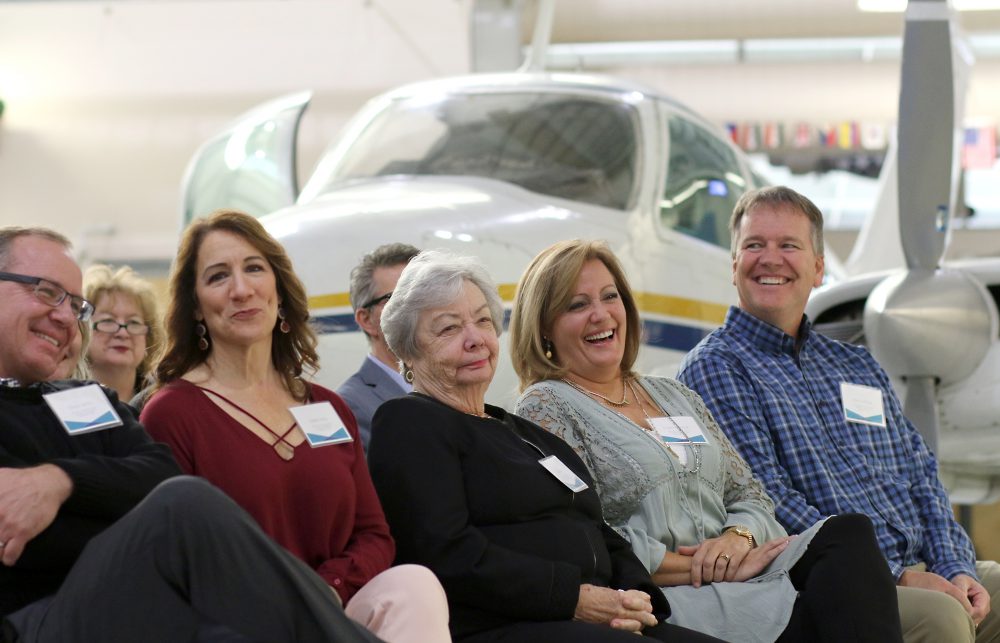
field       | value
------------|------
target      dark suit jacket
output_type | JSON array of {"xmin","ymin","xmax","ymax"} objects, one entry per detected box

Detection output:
[{"xmin": 336, "ymin": 356, "xmax": 407, "ymax": 452}]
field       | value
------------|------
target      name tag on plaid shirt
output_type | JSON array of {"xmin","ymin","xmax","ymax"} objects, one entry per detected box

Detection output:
[{"xmin": 841, "ymin": 382, "xmax": 887, "ymax": 427}]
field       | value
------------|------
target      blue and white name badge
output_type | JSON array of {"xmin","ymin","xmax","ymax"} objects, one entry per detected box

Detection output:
[
  {"xmin": 840, "ymin": 382, "xmax": 886, "ymax": 427},
  {"xmin": 289, "ymin": 402, "xmax": 353, "ymax": 447},
  {"xmin": 648, "ymin": 416, "xmax": 709, "ymax": 446},
  {"xmin": 539, "ymin": 455, "xmax": 589, "ymax": 493},
  {"xmin": 648, "ymin": 416, "xmax": 707, "ymax": 465},
  {"xmin": 43, "ymin": 384, "xmax": 123, "ymax": 435}
]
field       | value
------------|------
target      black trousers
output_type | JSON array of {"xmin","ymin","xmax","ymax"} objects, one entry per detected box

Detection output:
[
  {"xmin": 5, "ymin": 476, "xmax": 382, "ymax": 643},
  {"xmin": 777, "ymin": 513, "xmax": 904, "ymax": 643},
  {"xmin": 461, "ymin": 619, "xmax": 724, "ymax": 643}
]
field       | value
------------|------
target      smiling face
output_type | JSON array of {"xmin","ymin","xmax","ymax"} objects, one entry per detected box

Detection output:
[
  {"xmin": 549, "ymin": 258, "xmax": 627, "ymax": 385},
  {"xmin": 410, "ymin": 280, "xmax": 499, "ymax": 401},
  {"xmin": 87, "ymin": 291, "xmax": 147, "ymax": 373},
  {"xmin": 193, "ymin": 230, "xmax": 280, "ymax": 350},
  {"xmin": 732, "ymin": 204, "xmax": 824, "ymax": 336},
  {"xmin": 0, "ymin": 236, "xmax": 82, "ymax": 383}
]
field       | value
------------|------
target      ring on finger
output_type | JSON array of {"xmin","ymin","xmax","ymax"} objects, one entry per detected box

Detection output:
[{"xmin": 719, "ymin": 553, "xmax": 731, "ymax": 563}]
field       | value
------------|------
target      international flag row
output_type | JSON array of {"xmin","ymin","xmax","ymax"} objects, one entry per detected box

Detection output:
[
  {"xmin": 725, "ymin": 121, "xmax": 889, "ymax": 152},
  {"xmin": 725, "ymin": 122, "xmax": 997, "ymax": 170}
]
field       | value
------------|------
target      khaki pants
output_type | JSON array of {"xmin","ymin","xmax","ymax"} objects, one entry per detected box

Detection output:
[{"xmin": 899, "ymin": 561, "xmax": 1000, "ymax": 643}]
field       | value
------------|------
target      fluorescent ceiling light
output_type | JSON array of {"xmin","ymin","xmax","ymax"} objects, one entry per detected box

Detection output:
[{"xmin": 859, "ymin": 0, "xmax": 1000, "ymax": 11}]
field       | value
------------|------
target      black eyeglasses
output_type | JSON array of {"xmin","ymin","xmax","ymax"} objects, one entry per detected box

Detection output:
[
  {"xmin": 362, "ymin": 292, "xmax": 392, "ymax": 309},
  {"xmin": 93, "ymin": 319, "xmax": 150, "ymax": 336},
  {"xmin": 0, "ymin": 271, "xmax": 94, "ymax": 321}
]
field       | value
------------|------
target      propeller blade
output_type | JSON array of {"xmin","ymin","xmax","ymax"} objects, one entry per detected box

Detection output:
[
  {"xmin": 896, "ymin": 0, "xmax": 960, "ymax": 271},
  {"xmin": 904, "ymin": 376, "xmax": 939, "ymax": 454}
]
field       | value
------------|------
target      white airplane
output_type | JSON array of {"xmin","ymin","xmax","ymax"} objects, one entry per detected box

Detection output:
[
  {"xmin": 181, "ymin": 0, "xmax": 1000, "ymax": 504},
  {"xmin": 182, "ymin": 71, "xmax": 764, "ymax": 408}
]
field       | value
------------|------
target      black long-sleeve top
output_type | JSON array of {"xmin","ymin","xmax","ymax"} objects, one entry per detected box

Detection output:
[
  {"xmin": 0, "ymin": 381, "xmax": 181, "ymax": 616},
  {"xmin": 368, "ymin": 393, "xmax": 670, "ymax": 640}
]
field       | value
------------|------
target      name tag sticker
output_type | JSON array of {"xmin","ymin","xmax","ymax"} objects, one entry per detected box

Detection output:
[
  {"xmin": 43, "ymin": 384, "xmax": 123, "ymax": 435},
  {"xmin": 539, "ymin": 455, "xmax": 589, "ymax": 493},
  {"xmin": 289, "ymin": 402, "xmax": 353, "ymax": 447},
  {"xmin": 648, "ymin": 416, "xmax": 709, "ymax": 445},
  {"xmin": 841, "ymin": 383, "xmax": 887, "ymax": 427}
]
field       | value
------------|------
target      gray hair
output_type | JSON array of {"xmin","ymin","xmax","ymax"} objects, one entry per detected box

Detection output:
[
  {"xmin": 729, "ymin": 186, "xmax": 824, "ymax": 258},
  {"xmin": 348, "ymin": 243, "xmax": 421, "ymax": 312},
  {"xmin": 0, "ymin": 227, "xmax": 72, "ymax": 270},
  {"xmin": 380, "ymin": 250, "xmax": 504, "ymax": 364}
]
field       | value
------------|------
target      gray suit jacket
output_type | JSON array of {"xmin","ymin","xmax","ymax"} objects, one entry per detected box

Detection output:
[{"xmin": 336, "ymin": 356, "xmax": 407, "ymax": 453}]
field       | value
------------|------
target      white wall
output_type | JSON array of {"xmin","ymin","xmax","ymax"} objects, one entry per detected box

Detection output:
[
  {"xmin": 0, "ymin": 0, "xmax": 472, "ymax": 265},
  {"xmin": 2, "ymin": 0, "xmax": 999, "ymax": 267}
]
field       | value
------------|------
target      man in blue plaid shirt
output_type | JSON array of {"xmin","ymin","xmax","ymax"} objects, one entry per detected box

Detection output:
[{"xmin": 678, "ymin": 186, "xmax": 1000, "ymax": 642}]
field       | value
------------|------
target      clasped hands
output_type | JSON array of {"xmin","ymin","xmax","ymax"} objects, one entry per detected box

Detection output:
[
  {"xmin": 574, "ymin": 583, "xmax": 658, "ymax": 633},
  {"xmin": 678, "ymin": 530, "xmax": 792, "ymax": 588},
  {"xmin": 900, "ymin": 569, "xmax": 991, "ymax": 626}
]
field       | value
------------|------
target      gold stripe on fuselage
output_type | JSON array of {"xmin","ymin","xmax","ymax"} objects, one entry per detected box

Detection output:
[{"xmin": 309, "ymin": 285, "xmax": 727, "ymax": 326}]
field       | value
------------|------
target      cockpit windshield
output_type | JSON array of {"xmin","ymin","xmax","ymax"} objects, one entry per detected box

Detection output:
[{"xmin": 313, "ymin": 91, "xmax": 640, "ymax": 210}]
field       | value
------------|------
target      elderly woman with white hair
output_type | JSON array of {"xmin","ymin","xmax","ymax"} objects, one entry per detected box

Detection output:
[{"xmin": 367, "ymin": 250, "xmax": 722, "ymax": 643}]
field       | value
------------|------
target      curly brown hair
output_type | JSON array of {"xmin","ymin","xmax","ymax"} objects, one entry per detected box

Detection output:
[{"xmin": 153, "ymin": 209, "xmax": 318, "ymax": 401}]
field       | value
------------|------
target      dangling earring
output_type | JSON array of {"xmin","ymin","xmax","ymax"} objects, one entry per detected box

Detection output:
[
  {"xmin": 543, "ymin": 337, "xmax": 554, "ymax": 360},
  {"xmin": 277, "ymin": 306, "xmax": 291, "ymax": 334},
  {"xmin": 404, "ymin": 365, "xmax": 414, "ymax": 383},
  {"xmin": 195, "ymin": 322, "xmax": 209, "ymax": 351}
]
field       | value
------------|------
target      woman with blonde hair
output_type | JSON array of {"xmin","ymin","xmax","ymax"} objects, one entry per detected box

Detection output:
[
  {"xmin": 141, "ymin": 209, "xmax": 450, "ymax": 642},
  {"xmin": 83, "ymin": 264, "xmax": 160, "ymax": 400},
  {"xmin": 510, "ymin": 239, "xmax": 903, "ymax": 642}
]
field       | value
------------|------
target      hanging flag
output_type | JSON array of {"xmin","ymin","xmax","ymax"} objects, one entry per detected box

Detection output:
[
  {"xmin": 838, "ymin": 122, "xmax": 857, "ymax": 149},
  {"xmin": 791, "ymin": 122, "xmax": 813, "ymax": 148},
  {"xmin": 725, "ymin": 123, "xmax": 739, "ymax": 145},
  {"xmin": 762, "ymin": 122, "xmax": 782, "ymax": 149},
  {"xmin": 961, "ymin": 126, "xmax": 997, "ymax": 170},
  {"xmin": 861, "ymin": 122, "xmax": 888, "ymax": 150}
]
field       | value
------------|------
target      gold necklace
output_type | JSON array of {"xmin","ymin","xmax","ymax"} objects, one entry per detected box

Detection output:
[{"xmin": 562, "ymin": 375, "xmax": 630, "ymax": 407}]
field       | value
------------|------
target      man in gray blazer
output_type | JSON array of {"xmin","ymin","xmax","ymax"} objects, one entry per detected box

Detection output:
[{"xmin": 338, "ymin": 243, "xmax": 420, "ymax": 452}]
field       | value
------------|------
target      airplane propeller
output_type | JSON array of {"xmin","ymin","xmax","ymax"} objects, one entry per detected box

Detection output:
[{"xmin": 862, "ymin": 0, "xmax": 997, "ymax": 453}]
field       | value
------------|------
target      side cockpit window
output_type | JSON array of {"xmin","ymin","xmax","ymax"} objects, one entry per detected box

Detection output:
[{"xmin": 660, "ymin": 115, "xmax": 746, "ymax": 249}]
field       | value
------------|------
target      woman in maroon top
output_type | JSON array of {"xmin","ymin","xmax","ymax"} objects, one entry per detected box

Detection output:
[{"xmin": 141, "ymin": 209, "xmax": 450, "ymax": 643}]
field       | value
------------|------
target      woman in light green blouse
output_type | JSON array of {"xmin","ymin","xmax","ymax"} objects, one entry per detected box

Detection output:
[{"xmin": 510, "ymin": 239, "xmax": 902, "ymax": 643}]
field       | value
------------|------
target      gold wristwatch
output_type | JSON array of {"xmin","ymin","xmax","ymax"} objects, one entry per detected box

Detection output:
[{"xmin": 726, "ymin": 525, "xmax": 756, "ymax": 549}]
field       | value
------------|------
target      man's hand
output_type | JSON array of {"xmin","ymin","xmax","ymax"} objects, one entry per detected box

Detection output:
[
  {"xmin": 0, "ymin": 465, "xmax": 73, "ymax": 566},
  {"xmin": 899, "ymin": 569, "xmax": 976, "ymax": 621},
  {"xmin": 574, "ymin": 584, "xmax": 658, "ymax": 632},
  {"xmin": 952, "ymin": 573, "xmax": 991, "ymax": 626}
]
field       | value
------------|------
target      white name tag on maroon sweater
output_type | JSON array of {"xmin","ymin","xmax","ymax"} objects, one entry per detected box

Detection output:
[{"xmin": 289, "ymin": 402, "xmax": 353, "ymax": 447}]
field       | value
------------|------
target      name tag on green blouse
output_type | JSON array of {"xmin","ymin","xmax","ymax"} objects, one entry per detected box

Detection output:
[{"xmin": 649, "ymin": 416, "xmax": 708, "ymax": 445}]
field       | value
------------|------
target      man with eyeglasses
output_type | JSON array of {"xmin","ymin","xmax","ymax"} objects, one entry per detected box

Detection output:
[
  {"xmin": 0, "ymin": 227, "xmax": 382, "ymax": 643},
  {"xmin": 338, "ymin": 243, "xmax": 420, "ymax": 453}
]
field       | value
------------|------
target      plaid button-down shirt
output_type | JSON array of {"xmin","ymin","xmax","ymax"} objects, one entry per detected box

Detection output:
[{"xmin": 678, "ymin": 306, "xmax": 977, "ymax": 581}]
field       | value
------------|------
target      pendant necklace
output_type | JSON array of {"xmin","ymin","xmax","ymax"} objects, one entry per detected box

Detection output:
[{"xmin": 626, "ymin": 379, "xmax": 702, "ymax": 474}]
